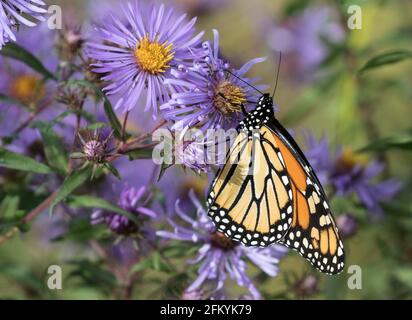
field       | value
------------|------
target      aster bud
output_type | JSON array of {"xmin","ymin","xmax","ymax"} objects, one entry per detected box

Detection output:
[
  {"xmin": 336, "ymin": 214, "xmax": 358, "ymax": 238},
  {"xmin": 83, "ymin": 140, "xmax": 106, "ymax": 163},
  {"xmin": 293, "ymin": 275, "xmax": 318, "ymax": 298},
  {"xmin": 57, "ymin": 26, "xmax": 84, "ymax": 62}
]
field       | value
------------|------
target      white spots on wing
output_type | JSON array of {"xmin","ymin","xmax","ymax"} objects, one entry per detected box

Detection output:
[
  {"xmin": 282, "ymin": 175, "xmax": 289, "ymax": 185},
  {"xmin": 303, "ymin": 238, "xmax": 309, "ymax": 248},
  {"xmin": 277, "ymin": 152, "xmax": 285, "ymax": 166}
]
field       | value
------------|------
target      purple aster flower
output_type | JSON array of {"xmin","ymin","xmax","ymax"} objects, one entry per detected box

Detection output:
[
  {"xmin": 87, "ymin": 1, "xmax": 204, "ymax": 118},
  {"xmin": 305, "ymin": 134, "xmax": 402, "ymax": 217},
  {"xmin": 293, "ymin": 274, "xmax": 318, "ymax": 298},
  {"xmin": 157, "ymin": 190, "xmax": 288, "ymax": 299},
  {"xmin": 262, "ymin": 7, "xmax": 344, "ymax": 79},
  {"xmin": 179, "ymin": 0, "xmax": 232, "ymax": 16},
  {"xmin": 91, "ymin": 185, "xmax": 158, "ymax": 237},
  {"xmin": 176, "ymin": 139, "xmax": 210, "ymax": 173},
  {"xmin": 0, "ymin": 23, "xmax": 59, "ymax": 153},
  {"xmin": 161, "ymin": 29, "xmax": 267, "ymax": 132},
  {"xmin": 336, "ymin": 214, "xmax": 358, "ymax": 238},
  {"xmin": 0, "ymin": 0, "xmax": 47, "ymax": 49}
]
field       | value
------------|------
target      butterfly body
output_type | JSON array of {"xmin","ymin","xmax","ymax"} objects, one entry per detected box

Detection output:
[{"xmin": 207, "ymin": 94, "xmax": 345, "ymax": 275}]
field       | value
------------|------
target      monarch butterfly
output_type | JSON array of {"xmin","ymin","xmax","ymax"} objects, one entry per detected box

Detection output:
[{"xmin": 206, "ymin": 71, "xmax": 345, "ymax": 275}]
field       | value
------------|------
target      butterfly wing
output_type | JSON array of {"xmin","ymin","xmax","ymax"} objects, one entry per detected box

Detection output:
[
  {"xmin": 267, "ymin": 119, "xmax": 345, "ymax": 274},
  {"xmin": 207, "ymin": 127, "xmax": 294, "ymax": 246}
]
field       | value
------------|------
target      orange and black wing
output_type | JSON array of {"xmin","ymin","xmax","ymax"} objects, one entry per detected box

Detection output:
[
  {"xmin": 207, "ymin": 128, "xmax": 294, "ymax": 246},
  {"xmin": 267, "ymin": 119, "xmax": 345, "ymax": 274}
]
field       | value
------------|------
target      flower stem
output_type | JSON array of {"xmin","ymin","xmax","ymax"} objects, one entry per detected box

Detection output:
[{"xmin": 0, "ymin": 120, "xmax": 167, "ymax": 246}]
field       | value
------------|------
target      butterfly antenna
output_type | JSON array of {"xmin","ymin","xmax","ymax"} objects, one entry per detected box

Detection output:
[
  {"xmin": 225, "ymin": 69, "xmax": 264, "ymax": 95},
  {"xmin": 271, "ymin": 51, "xmax": 282, "ymax": 99}
]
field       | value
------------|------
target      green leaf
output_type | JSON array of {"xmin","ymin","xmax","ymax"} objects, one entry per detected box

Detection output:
[
  {"xmin": 0, "ymin": 148, "xmax": 53, "ymax": 174},
  {"xmin": 0, "ymin": 195, "xmax": 20, "ymax": 219},
  {"xmin": 103, "ymin": 97, "xmax": 123, "ymax": 140},
  {"xmin": 61, "ymin": 79, "xmax": 104, "ymax": 100},
  {"xmin": 359, "ymin": 129, "xmax": 412, "ymax": 152},
  {"xmin": 36, "ymin": 123, "xmax": 69, "ymax": 174},
  {"xmin": 127, "ymin": 147, "xmax": 155, "ymax": 161},
  {"xmin": 0, "ymin": 264, "xmax": 46, "ymax": 297},
  {"xmin": 52, "ymin": 218, "xmax": 108, "ymax": 242},
  {"xmin": 67, "ymin": 259, "xmax": 117, "ymax": 294},
  {"xmin": 49, "ymin": 167, "xmax": 91, "ymax": 215},
  {"xmin": 131, "ymin": 253, "xmax": 172, "ymax": 274},
  {"xmin": 394, "ymin": 267, "xmax": 412, "ymax": 289},
  {"xmin": 86, "ymin": 122, "xmax": 108, "ymax": 131},
  {"xmin": 1, "ymin": 42, "xmax": 56, "ymax": 80},
  {"xmin": 66, "ymin": 195, "xmax": 139, "ymax": 225},
  {"xmin": 104, "ymin": 163, "xmax": 122, "ymax": 180},
  {"xmin": 157, "ymin": 163, "xmax": 172, "ymax": 182},
  {"xmin": 283, "ymin": 0, "xmax": 310, "ymax": 16},
  {"xmin": 359, "ymin": 49, "xmax": 412, "ymax": 73}
]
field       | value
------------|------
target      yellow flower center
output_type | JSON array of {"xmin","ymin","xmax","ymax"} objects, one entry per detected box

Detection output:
[
  {"xmin": 134, "ymin": 36, "xmax": 174, "ymax": 74},
  {"xmin": 10, "ymin": 74, "xmax": 45, "ymax": 104},
  {"xmin": 213, "ymin": 81, "xmax": 246, "ymax": 115},
  {"xmin": 337, "ymin": 148, "xmax": 369, "ymax": 170}
]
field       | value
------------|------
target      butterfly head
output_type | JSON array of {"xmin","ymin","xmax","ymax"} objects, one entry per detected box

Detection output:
[
  {"xmin": 238, "ymin": 93, "xmax": 275, "ymax": 133},
  {"xmin": 258, "ymin": 93, "xmax": 273, "ymax": 108}
]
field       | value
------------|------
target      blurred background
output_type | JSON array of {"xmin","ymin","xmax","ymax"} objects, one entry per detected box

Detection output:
[{"xmin": 0, "ymin": 0, "xmax": 411, "ymax": 299}]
